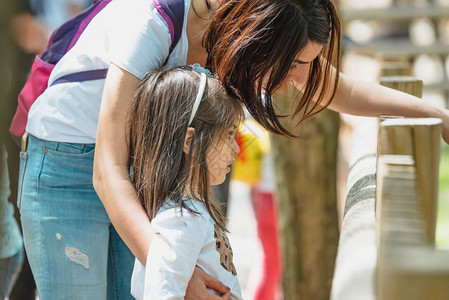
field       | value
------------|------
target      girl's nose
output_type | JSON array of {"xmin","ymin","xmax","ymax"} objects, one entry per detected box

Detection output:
[{"xmin": 232, "ymin": 138, "xmax": 240, "ymax": 155}]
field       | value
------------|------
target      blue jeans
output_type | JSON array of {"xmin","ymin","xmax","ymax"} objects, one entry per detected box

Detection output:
[{"xmin": 18, "ymin": 135, "xmax": 134, "ymax": 300}]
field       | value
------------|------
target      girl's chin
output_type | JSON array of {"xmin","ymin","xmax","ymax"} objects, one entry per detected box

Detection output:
[
  {"xmin": 211, "ymin": 174, "xmax": 227, "ymax": 186},
  {"xmin": 210, "ymin": 168, "xmax": 231, "ymax": 186},
  {"xmin": 211, "ymin": 178, "xmax": 226, "ymax": 186}
]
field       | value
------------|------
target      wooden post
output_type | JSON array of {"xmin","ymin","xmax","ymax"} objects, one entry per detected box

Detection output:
[
  {"xmin": 377, "ymin": 157, "xmax": 449, "ymax": 300},
  {"xmin": 377, "ymin": 55, "xmax": 413, "ymax": 78},
  {"xmin": 375, "ymin": 76, "xmax": 448, "ymax": 299},
  {"xmin": 378, "ymin": 76, "xmax": 441, "ymax": 244},
  {"xmin": 379, "ymin": 62, "xmax": 413, "ymax": 77},
  {"xmin": 380, "ymin": 76, "xmax": 423, "ymax": 98},
  {"xmin": 376, "ymin": 140, "xmax": 449, "ymax": 300},
  {"xmin": 270, "ymin": 84, "xmax": 340, "ymax": 300},
  {"xmin": 379, "ymin": 247, "xmax": 449, "ymax": 300},
  {"xmin": 379, "ymin": 118, "xmax": 442, "ymax": 244}
]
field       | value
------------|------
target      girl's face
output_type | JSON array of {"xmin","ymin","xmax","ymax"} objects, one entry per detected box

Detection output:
[{"xmin": 206, "ymin": 124, "xmax": 239, "ymax": 185}]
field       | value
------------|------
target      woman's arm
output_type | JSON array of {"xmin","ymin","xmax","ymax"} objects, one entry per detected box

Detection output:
[
  {"xmin": 329, "ymin": 73, "xmax": 449, "ymax": 143},
  {"xmin": 290, "ymin": 62, "xmax": 449, "ymax": 143},
  {"xmin": 93, "ymin": 63, "xmax": 153, "ymax": 264}
]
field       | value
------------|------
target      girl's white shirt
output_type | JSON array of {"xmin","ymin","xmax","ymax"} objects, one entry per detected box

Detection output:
[
  {"xmin": 26, "ymin": 0, "xmax": 190, "ymax": 144},
  {"xmin": 131, "ymin": 199, "xmax": 243, "ymax": 300}
]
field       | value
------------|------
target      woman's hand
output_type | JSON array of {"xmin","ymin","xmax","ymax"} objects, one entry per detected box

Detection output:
[
  {"xmin": 186, "ymin": 267, "xmax": 231, "ymax": 300},
  {"xmin": 441, "ymin": 108, "xmax": 449, "ymax": 145}
]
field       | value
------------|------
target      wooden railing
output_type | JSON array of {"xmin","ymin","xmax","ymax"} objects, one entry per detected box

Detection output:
[
  {"xmin": 331, "ymin": 76, "xmax": 449, "ymax": 300},
  {"xmin": 330, "ymin": 114, "xmax": 377, "ymax": 300}
]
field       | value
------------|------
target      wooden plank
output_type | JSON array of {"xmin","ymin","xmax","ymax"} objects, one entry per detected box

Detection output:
[
  {"xmin": 344, "ymin": 40, "xmax": 449, "ymax": 57},
  {"xmin": 376, "ymin": 155, "xmax": 426, "ymax": 248},
  {"xmin": 376, "ymin": 155, "xmax": 425, "ymax": 300},
  {"xmin": 378, "ymin": 246, "xmax": 449, "ymax": 300},
  {"xmin": 380, "ymin": 76, "xmax": 423, "ymax": 98},
  {"xmin": 340, "ymin": 4, "xmax": 449, "ymax": 21}
]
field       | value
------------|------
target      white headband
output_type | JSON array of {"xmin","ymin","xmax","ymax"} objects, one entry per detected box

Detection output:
[{"xmin": 188, "ymin": 72, "xmax": 207, "ymax": 125}]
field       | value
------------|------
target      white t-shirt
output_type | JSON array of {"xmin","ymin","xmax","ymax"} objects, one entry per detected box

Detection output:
[
  {"xmin": 131, "ymin": 199, "xmax": 243, "ymax": 300},
  {"xmin": 27, "ymin": 0, "xmax": 190, "ymax": 143}
]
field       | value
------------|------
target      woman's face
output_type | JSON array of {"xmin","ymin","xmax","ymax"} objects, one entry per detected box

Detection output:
[
  {"xmin": 285, "ymin": 41, "xmax": 323, "ymax": 86},
  {"xmin": 261, "ymin": 41, "xmax": 323, "ymax": 90}
]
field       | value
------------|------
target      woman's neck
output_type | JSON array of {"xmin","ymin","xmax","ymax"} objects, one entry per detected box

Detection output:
[{"xmin": 186, "ymin": 0, "xmax": 219, "ymax": 65}]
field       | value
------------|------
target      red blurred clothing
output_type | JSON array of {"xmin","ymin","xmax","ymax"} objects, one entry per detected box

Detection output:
[{"xmin": 251, "ymin": 188, "xmax": 282, "ymax": 300}]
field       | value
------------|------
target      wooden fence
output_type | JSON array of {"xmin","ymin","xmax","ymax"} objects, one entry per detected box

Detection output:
[{"xmin": 331, "ymin": 77, "xmax": 449, "ymax": 300}]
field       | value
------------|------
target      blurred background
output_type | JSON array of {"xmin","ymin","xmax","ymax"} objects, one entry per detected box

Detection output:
[
  {"xmin": 228, "ymin": 0, "xmax": 449, "ymax": 299},
  {"xmin": 336, "ymin": 0, "xmax": 449, "ymax": 248}
]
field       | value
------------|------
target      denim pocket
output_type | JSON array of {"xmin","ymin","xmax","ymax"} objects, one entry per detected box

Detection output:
[
  {"xmin": 41, "ymin": 143, "xmax": 96, "ymax": 188},
  {"xmin": 45, "ymin": 142, "xmax": 95, "ymax": 158},
  {"xmin": 17, "ymin": 151, "xmax": 28, "ymax": 210}
]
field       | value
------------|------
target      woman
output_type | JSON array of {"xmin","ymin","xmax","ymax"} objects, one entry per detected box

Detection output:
[{"xmin": 20, "ymin": 0, "xmax": 449, "ymax": 299}]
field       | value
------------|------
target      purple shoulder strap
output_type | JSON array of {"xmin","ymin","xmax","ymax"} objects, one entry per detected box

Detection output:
[
  {"xmin": 153, "ymin": 0, "xmax": 185, "ymax": 53},
  {"xmin": 42, "ymin": 0, "xmax": 113, "ymax": 65},
  {"xmin": 52, "ymin": 0, "xmax": 185, "ymax": 86}
]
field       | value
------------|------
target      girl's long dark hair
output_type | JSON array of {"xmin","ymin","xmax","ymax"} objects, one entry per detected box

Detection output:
[
  {"xmin": 127, "ymin": 66, "xmax": 242, "ymax": 231},
  {"xmin": 204, "ymin": 0, "xmax": 341, "ymax": 137}
]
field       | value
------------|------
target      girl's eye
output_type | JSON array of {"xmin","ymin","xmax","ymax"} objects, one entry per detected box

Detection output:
[{"xmin": 290, "ymin": 64, "xmax": 298, "ymax": 70}]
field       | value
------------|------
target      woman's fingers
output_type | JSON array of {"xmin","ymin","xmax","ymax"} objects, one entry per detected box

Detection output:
[
  {"xmin": 186, "ymin": 266, "xmax": 230, "ymax": 300},
  {"xmin": 203, "ymin": 269, "xmax": 230, "ymax": 294},
  {"xmin": 442, "ymin": 109, "xmax": 449, "ymax": 145}
]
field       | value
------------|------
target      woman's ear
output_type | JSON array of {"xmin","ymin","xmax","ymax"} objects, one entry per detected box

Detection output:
[{"xmin": 183, "ymin": 127, "xmax": 195, "ymax": 155}]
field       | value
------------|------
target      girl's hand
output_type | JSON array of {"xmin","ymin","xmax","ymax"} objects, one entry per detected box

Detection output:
[{"xmin": 186, "ymin": 266, "xmax": 231, "ymax": 300}]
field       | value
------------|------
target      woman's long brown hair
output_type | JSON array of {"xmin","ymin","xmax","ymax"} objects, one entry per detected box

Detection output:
[
  {"xmin": 204, "ymin": 0, "xmax": 341, "ymax": 137},
  {"xmin": 127, "ymin": 66, "xmax": 242, "ymax": 231}
]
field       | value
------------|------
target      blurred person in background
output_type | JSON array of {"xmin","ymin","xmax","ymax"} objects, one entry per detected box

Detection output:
[
  {"xmin": 0, "ymin": 142, "xmax": 23, "ymax": 299},
  {"xmin": 0, "ymin": 1, "xmax": 43, "ymax": 299},
  {"xmin": 30, "ymin": 0, "xmax": 92, "ymax": 37},
  {"xmin": 3, "ymin": 1, "xmax": 90, "ymax": 299}
]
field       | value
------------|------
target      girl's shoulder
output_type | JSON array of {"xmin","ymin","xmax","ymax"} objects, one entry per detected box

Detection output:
[
  {"xmin": 154, "ymin": 199, "xmax": 212, "ymax": 226},
  {"xmin": 160, "ymin": 198, "xmax": 207, "ymax": 211}
]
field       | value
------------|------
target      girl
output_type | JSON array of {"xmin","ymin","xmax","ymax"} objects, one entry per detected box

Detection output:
[{"xmin": 128, "ymin": 66, "xmax": 243, "ymax": 299}]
